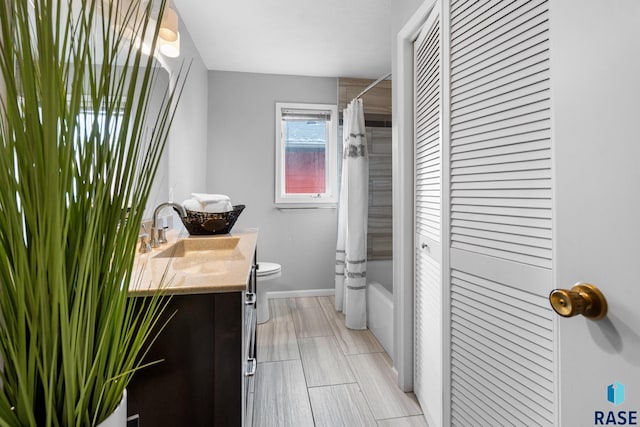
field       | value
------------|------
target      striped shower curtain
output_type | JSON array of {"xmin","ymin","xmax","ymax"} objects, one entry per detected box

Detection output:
[{"xmin": 335, "ymin": 98, "xmax": 368, "ymax": 330}]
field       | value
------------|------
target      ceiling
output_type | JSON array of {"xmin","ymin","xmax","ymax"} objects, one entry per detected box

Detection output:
[{"xmin": 172, "ymin": 0, "xmax": 392, "ymax": 79}]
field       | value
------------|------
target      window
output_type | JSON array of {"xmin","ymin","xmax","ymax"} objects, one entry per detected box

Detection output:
[
  {"xmin": 275, "ymin": 103, "xmax": 338, "ymax": 207},
  {"xmin": 73, "ymin": 108, "xmax": 124, "ymax": 202},
  {"xmin": 76, "ymin": 110, "xmax": 122, "ymax": 147}
]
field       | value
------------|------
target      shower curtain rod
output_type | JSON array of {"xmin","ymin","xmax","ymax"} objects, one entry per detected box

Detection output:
[{"xmin": 354, "ymin": 72, "xmax": 392, "ymax": 100}]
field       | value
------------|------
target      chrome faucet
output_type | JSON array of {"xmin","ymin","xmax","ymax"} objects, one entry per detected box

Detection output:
[{"xmin": 151, "ymin": 202, "xmax": 187, "ymax": 248}]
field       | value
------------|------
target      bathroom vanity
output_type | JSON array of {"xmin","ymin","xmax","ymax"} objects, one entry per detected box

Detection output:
[{"xmin": 127, "ymin": 229, "xmax": 258, "ymax": 427}]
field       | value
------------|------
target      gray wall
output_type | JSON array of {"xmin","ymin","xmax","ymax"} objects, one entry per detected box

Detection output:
[
  {"xmin": 164, "ymin": 17, "xmax": 209, "ymax": 205},
  {"xmin": 207, "ymin": 71, "xmax": 338, "ymax": 292},
  {"xmin": 146, "ymin": 14, "xmax": 209, "ymax": 222},
  {"xmin": 144, "ymin": 68, "xmax": 171, "ymax": 219}
]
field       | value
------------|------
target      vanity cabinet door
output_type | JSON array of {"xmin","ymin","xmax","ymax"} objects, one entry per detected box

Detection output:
[
  {"xmin": 212, "ymin": 292, "xmax": 244, "ymax": 426},
  {"xmin": 128, "ymin": 292, "xmax": 245, "ymax": 427}
]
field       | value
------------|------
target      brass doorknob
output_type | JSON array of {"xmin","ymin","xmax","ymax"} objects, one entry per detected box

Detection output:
[{"xmin": 549, "ymin": 283, "xmax": 607, "ymax": 320}]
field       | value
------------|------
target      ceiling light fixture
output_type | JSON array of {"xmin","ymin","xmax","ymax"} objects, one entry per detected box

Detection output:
[
  {"xmin": 159, "ymin": 3, "xmax": 178, "ymax": 42},
  {"xmin": 157, "ymin": 2, "xmax": 180, "ymax": 58},
  {"xmin": 159, "ymin": 32, "xmax": 180, "ymax": 58}
]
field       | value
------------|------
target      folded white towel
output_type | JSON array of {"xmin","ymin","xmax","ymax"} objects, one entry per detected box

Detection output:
[
  {"xmin": 183, "ymin": 198, "xmax": 233, "ymax": 213},
  {"xmin": 191, "ymin": 193, "xmax": 230, "ymax": 205},
  {"xmin": 182, "ymin": 198, "xmax": 203, "ymax": 212},
  {"xmin": 203, "ymin": 200, "xmax": 233, "ymax": 213}
]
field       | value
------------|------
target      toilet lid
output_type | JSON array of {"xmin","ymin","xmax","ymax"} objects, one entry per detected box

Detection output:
[{"xmin": 257, "ymin": 262, "xmax": 281, "ymax": 277}]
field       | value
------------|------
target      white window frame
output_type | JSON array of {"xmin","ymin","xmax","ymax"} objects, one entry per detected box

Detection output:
[{"xmin": 275, "ymin": 102, "xmax": 338, "ymax": 207}]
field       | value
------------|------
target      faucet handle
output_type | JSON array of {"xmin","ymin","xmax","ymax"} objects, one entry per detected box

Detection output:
[
  {"xmin": 138, "ymin": 234, "xmax": 152, "ymax": 254},
  {"xmin": 150, "ymin": 227, "xmax": 160, "ymax": 249},
  {"xmin": 158, "ymin": 227, "xmax": 168, "ymax": 244}
]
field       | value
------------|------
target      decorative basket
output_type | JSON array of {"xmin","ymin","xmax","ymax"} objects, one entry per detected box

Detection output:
[{"xmin": 179, "ymin": 204, "xmax": 245, "ymax": 235}]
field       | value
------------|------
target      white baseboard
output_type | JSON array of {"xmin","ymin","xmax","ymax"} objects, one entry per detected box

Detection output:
[{"xmin": 267, "ymin": 288, "xmax": 335, "ymax": 299}]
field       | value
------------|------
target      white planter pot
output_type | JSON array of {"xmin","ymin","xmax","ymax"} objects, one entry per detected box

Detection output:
[{"xmin": 97, "ymin": 390, "xmax": 127, "ymax": 427}]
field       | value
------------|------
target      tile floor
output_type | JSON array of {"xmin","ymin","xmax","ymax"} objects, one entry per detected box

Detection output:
[{"xmin": 252, "ymin": 296, "xmax": 428, "ymax": 427}]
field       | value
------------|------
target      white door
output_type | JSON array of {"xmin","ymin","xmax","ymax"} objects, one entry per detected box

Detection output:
[
  {"xmin": 550, "ymin": 1, "xmax": 640, "ymax": 425},
  {"xmin": 413, "ymin": 5, "xmax": 442, "ymax": 427},
  {"xmin": 442, "ymin": 0, "xmax": 640, "ymax": 425},
  {"xmin": 403, "ymin": 0, "xmax": 640, "ymax": 425},
  {"xmin": 447, "ymin": 0, "xmax": 555, "ymax": 424}
]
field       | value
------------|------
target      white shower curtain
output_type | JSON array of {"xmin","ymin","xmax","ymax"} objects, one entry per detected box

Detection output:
[{"xmin": 335, "ymin": 98, "xmax": 368, "ymax": 330}]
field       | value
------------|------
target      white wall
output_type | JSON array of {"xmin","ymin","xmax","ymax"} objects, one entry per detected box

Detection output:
[
  {"xmin": 207, "ymin": 71, "xmax": 338, "ymax": 292},
  {"xmin": 392, "ymin": 0, "xmax": 427, "ymax": 39}
]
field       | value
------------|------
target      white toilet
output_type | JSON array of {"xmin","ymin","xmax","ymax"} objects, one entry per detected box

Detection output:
[{"xmin": 256, "ymin": 262, "xmax": 281, "ymax": 324}]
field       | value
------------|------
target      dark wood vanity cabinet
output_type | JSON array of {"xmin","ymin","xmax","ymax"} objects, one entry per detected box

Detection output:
[{"xmin": 127, "ymin": 263, "xmax": 257, "ymax": 426}]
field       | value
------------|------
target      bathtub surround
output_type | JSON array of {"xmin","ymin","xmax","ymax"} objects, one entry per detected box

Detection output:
[
  {"xmin": 335, "ymin": 98, "xmax": 369, "ymax": 330},
  {"xmin": 365, "ymin": 127, "xmax": 393, "ymax": 260}
]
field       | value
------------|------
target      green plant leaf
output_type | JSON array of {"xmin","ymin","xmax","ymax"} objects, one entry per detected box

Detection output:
[{"xmin": 0, "ymin": 1, "xmax": 184, "ymax": 425}]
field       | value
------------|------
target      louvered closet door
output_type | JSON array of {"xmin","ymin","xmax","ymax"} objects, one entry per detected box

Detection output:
[
  {"xmin": 448, "ymin": 0, "xmax": 555, "ymax": 425},
  {"xmin": 413, "ymin": 5, "xmax": 442, "ymax": 427}
]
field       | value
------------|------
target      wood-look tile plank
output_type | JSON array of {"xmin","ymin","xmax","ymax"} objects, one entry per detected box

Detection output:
[
  {"xmin": 299, "ymin": 336, "xmax": 355, "ymax": 387},
  {"xmin": 309, "ymin": 383, "xmax": 377, "ymax": 427},
  {"xmin": 377, "ymin": 415, "xmax": 429, "ymax": 427},
  {"xmin": 257, "ymin": 320, "xmax": 299, "ymax": 363},
  {"xmin": 291, "ymin": 298, "xmax": 333, "ymax": 338},
  {"xmin": 269, "ymin": 298, "xmax": 293, "ymax": 322},
  {"xmin": 348, "ymin": 353, "xmax": 423, "ymax": 420},
  {"xmin": 318, "ymin": 296, "xmax": 384, "ymax": 354},
  {"xmin": 253, "ymin": 360, "xmax": 314, "ymax": 427},
  {"xmin": 291, "ymin": 296, "xmax": 320, "ymax": 308}
]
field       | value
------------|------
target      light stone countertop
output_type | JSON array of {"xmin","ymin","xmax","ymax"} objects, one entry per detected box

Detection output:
[{"xmin": 129, "ymin": 227, "xmax": 258, "ymax": 296}]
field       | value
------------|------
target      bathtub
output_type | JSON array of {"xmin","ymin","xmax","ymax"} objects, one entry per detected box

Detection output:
[
  {"xmin": 367, "ymin": 260, "xmax": 393, "ymax": 294},
  {"xmin": 367, "ymin": 281, "xmax": 394, "ymax": 359}
]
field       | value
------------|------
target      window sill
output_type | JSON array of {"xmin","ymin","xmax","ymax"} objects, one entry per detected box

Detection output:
[{"xmin": 276, "ymin": 203, "xmax": 337, "ymax": 210}]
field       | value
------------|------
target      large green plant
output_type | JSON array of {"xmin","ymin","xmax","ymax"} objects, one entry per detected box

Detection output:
[{"xmin": 0, "ymin": 0, "xmax": 183, "ymax": 425}]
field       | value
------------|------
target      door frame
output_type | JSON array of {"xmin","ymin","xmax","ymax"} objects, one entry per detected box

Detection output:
[
  {"xmin": 392, "ymin": 0, "xmax": 431, "ymax": 393},
  {"xmin": 393, "ymin": 0, "xmax": 447, "ymax": 391},
  {"xmin": 394, "ymin": 0, "xmax": 453, "ymax": 424}
]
